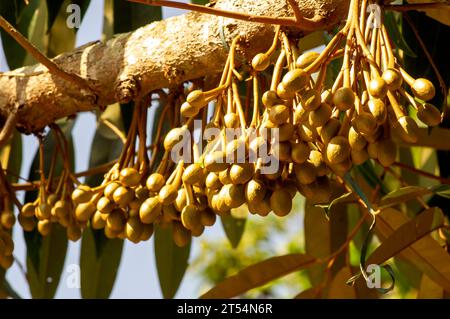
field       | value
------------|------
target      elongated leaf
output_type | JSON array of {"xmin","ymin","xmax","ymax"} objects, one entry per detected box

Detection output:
[
  {"xmin": 373, "ymin": 208, "xmax": 450, "ymax": 292},
  {"xmin": 46, "ymin": 0, "xmax": 75, "ymax": 58},
  {"xmin": 23, "ymin": 0, "xmax": 48, "ymax": 66},
  {"xmin": 393, "ymin": 257, "xmax": 423, "ymax": 290},
  {"xmin": 0, "ymin": 269, "xmax": 22, "ymax": 299},
  {"xmin": 328, "ymin": 268, "xmax": 356, "ymax": 299},
  {"xmin": 418, "ymin": 274, "xmax": 444, "ymax": 299},
  {"xmin": 316, "ymin": 192, "xmax": 357, "ymax": 218},
  {"xmin": 0, "ymin": 131, "xmax": 22, "ymax": 183},
  {"xmin": 431, "ymin": 184, "xmax": 450, "ymax": 199},
  {"xmin": 221, "ymin": 206, "xmax": 247, "ymax": 248},
  {"xmin": 304, "ymin": 205, "xmax": 329, "ymax": 287},
  {"xmin": 80, "ymin": 228, "xmax": 123, "ymax": 299},
  {"xmin": 294, "ymin": 287, "xmax": 320, "ymax": 299},
  {"xmin": 45, "ymin": 0, "xmax": 65, "ymax": 31},
  {"xmin": 329, "ymin": 202, "xmax": 348, "ymax": 276},
  {"xmin": 379, "ymin": 186, "xmax": 431, "ymax": 209},
  {"xmin": 201, "ymin": 253, "xmax": 316, "ymax": 299},
  {"xmin": 155, "ymin": 224, "xmax": 191, "ymax": 299},
  {"xmin": 369, "ymin": 207, "xmax": 444, "ymax": 265},
  {"xmin": 25, "ymin": 224, "xmax": 68, "ymax": 298}
]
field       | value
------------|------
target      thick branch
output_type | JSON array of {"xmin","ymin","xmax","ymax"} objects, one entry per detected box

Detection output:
[{"xmin": 0, "ymin": 0, "xmax": 348, "ymax": 133}]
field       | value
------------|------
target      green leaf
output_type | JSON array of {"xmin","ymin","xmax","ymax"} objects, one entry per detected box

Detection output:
[
  {"xmin": 80, "ymin": 228, "xmax": 123, "ymax": 299},
  {"xmin": 45, "ymin": 0, "xmax": 65, "ymax": 31},
  {"xmin": 23, "ymin": 0, "xmax": 49, "ymax": 66},
  {"xmin": 46, "ymin": 0, "xmax": 75, "ymax": 58},
  {"xmin": 0, "ymin": 270, "xmax": 22, "ymax": 299},
  {"xmin": 0, "ymin": 131, "xmax": 22, "ymax": 184},
  {"xmin": 220, "ymin": 206, "xmax": 247, "ymax": 248},
  {"xmin": 201, "ymin": 253, "xmax": 316, "ymax": 299},
  {"xmin": 25, "ymin": 224, "xmax": 68, "ymax": 298},
  {"xmin": 384, "ymin": 12, "xmax": 417, "ymax": 58},
  {"xmin": 316, "ymin": 192, "xmax": 358, "ymax": 218},
  {"xmin": 379, "ymin": 186, "xmax": 432, "ymax": 209},
  {"xmin": 155, "ymin": 224, "xmax": 191, "ymax": 299},
  {"xmin": 431, "ymin": 184, "xmax": 450, "ymax": 199}
]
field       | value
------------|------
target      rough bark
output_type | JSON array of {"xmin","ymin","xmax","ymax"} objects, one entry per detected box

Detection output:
[{"xmin": 0, "ymin": 0, "xmax": 348, "ymax": 133}]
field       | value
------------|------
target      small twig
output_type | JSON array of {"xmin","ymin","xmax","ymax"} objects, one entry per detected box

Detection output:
[
  {"xmin": 384, "ymin": 3, "xmax": 450, "ymax": 12},
  {"xmin": 0, "ymin": 71, "xmax": 45, "ymax": 77},
  {"xmin": 74, "ymin": 160, "xmax": 117, "ymax": 178},
  {"xmin": 126, "ymin": 0, "xmax": 325, "ymax": 30},
  {"xmin": 10, "ymin": 181, "xmax": 40, "ymax": 192},
  {"xmin": 393, "ymin": 161, "xmax": 450, "ymax": 185},
  {"xmin": 286, "ymin": 0, "xmax": 303, "ymax": 23},
  {"xmin": 10, "ymin": 160, "xmax": 116, "ymax": 191},
  {"xmin": 0, "ymin": 112, "xmax": 18, "ymax": 148},
  {"xmin": 101, "ymin": 119, "xmax": 127, "ymax": 143},
  {"xmin": 0, "ymin": 15, "xmax": 96, "ymax": 95}
]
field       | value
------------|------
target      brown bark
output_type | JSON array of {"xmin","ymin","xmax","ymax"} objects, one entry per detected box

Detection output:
[{"xmin": 0, "ymin": 0, "xmax": 348, "ymax": 133}]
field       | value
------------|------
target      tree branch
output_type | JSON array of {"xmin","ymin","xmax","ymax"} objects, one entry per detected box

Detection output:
[
  {"xmin": 0, "ymin": 0, "xmax": 348, "ymax": 133},
  {"xmin": 127, "ymin": 0, "xmax": 326, "ymax": 30}
]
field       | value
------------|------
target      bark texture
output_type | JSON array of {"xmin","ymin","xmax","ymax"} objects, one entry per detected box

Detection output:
[{"xmin": 0, "ymin": 0, "xmax": 348, "ymax": 133}]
